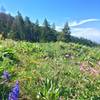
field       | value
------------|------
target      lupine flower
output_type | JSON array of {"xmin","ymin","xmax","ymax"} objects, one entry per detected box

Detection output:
[
  {"xmin": 0, "ymin": 96, "xmax": 2, "ymax": 100},
  {"xmin": 2, "ymin": 70, "xmax": 10, "ymax": 81},
  {"xmin": 8, "ymin": 81, "xmax": 19, "ymax": 100}
]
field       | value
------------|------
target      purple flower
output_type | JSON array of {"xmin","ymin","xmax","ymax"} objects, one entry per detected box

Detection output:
[
  {"xmin": 2, "ymin": 70, "xmax": 10, "ymax": 81},
  {"xmin": 8, "ymin": 81, "xmax": 20, "ymax": 100},
  {"xmin": 0, "ymin": 96, "xmax": 2, "ymax": 100}
]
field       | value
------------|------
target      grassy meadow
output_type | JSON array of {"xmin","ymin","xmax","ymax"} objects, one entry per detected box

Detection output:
[{"xmin": 0, "ymin": 39, "xmax": 100, "ymax": 100}]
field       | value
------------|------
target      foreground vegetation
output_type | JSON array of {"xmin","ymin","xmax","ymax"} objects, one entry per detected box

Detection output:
[{"xmin": 0, "ymin": 39, "xmax": 100, "ymax": 100}]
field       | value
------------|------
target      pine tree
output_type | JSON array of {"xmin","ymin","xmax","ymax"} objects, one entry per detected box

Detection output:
[
  {"xmin": 15, "ymin": 11, "xmax": 25, "ymax": 40},
  {"xmin": 52, "ymin": 23, "xmax": 55, "ymax": 30},
  {"xmin": 24, "ymin": 16, "xmax": 33, "ymax": 41},
  {"xmin": 62, "ymin": 22, "xmax": 71, "ymax": 42},
  {"xmin": 42, "ymin": 18, "xmax": 51, "ymax": 41},
  {"xmin": 33, "ymin": 19, "xmax": 40, "ymax": 42},
  {"xmin": 0, "ymin": 13, "xmax": 13, "ymax": 39}
]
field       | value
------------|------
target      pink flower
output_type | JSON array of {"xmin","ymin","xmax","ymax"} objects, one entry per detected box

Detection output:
[
  {"xmin": 80, "ymin": 64, "xmax": 85, "ymax": 71},
  {"xmin": 90, "ymin": 68, "xmax": 99, "ymax": 75}
]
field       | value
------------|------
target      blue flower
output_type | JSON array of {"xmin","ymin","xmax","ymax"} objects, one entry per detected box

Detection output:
[
  {"xmin": 2, "ymin": 70, "xmax": 10, "ymax": 81},
  {"xmin": 8, "ymin": 81, "xmax": 19, "ymax": 100}
]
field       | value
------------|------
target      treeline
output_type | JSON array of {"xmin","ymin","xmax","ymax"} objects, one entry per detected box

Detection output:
[
  {"xmin": 0, "ymin": 11, "xmax": 69, "ymax": 42},
  {"xmin": 0, "ymin": 12, "xmax": 98, "ymax": 46}
]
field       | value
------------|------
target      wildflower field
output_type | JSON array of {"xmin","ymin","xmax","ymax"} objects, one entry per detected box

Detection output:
[{"xmin": 0, "ymin": 39, "xmax": 100, "ymax": 100}]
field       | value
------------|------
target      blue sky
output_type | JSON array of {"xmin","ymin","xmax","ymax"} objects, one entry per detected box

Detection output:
[{"xmin": 0, "ymin": 0, "xmax": 100, "ymax": 42}]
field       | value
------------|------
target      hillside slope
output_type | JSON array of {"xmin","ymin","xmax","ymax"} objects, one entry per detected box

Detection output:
[{"xmin": 0, "ymin": 40, "xmax": 100, "ymax": 100}]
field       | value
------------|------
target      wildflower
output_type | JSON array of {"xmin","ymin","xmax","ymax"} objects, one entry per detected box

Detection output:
[
  {"xmin": 0, "ymin": 96, "xmax": 2, "ymax": 100},
  {"xmin": 80, "ymin": 64, "xmax": 85, "ymax": 71},
  {"xmin": 8, "ymin": 81, "xmax": 19, "ymax": 100},
  {"xmin": 90, "ymin": 67, "xmax": 99, "ymax": 75},
  {"xmin": 2, "ymin": 70, "xmax": 10, "ymax": 81},
  {"xmin": 36, "ymin": 92, "xmax": 41, "ymax": 99}
]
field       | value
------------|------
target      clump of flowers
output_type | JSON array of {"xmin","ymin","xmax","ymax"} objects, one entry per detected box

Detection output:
[
  {"xmin": 1, "ymin": 70, "xmax": 20, "ymax": 100},
  {"xmin": 80, "ymin": 63, "xmax": 100, "ymax": 76},
  {"xmin": 89, "ymin": 67, "xmax": 99, "ymax": 75},
  {"xmin": 80, "ymin": 63, "xmax": 85, "ymax": 72},
  {"xmin": 2, "ymin": 70, "xmax": 10, "ymax": 81},
  {"xmin": 8, "ymin": 81, "xmax": 20, "ymax": 100}
]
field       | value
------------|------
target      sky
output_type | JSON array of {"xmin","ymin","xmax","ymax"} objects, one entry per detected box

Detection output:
[{"xmin": 0, "ymin": 0, "xmax": 100, "ymax": 43}]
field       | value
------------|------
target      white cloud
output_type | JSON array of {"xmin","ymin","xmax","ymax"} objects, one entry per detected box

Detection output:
[
  {"xmin": 69, "ymin": 19, "xmax": 100, "ymax": 27},
  {"xmin": 55, "ymin": 18, "xmax": 100, "ymax": 43},
  {"xmin": 71, "ymin": 27, "xmax": 92, "ymax": 32},
  {"xmin": 71, "ymin": 27, "xmax": 100, "ymax": 43},
  {"xmin": 56, "ymin": 25, "xmax": 63, "ymax": 32},
  {"xmin": 56, "ymin": 26, "xmax": 100, "ymax": 43},
  {"xmin": 56, "ymin": 18, "xmax": 100, "ymax": 32}
]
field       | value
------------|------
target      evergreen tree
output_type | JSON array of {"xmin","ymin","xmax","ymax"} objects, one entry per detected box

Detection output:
[
  {"xmin": 33, "ymin": 19, "xmax": 40, "ymax": 42},
  {"xmin": 6, "ymin": 14, "xmax": 14, "ymax": 33},
  {"xmin": 52, "ymin": 23, "xmax": 55, "ymax": 30},
  {"xmin": 17, "ymin": 11, "xmax": 25, "ymax": 39},
  {"xmin": 62, "ymin": 22, "xmax": 71, "ymax": 42},
  {"xmin": 35, "ymin": 19, "xmax": 39, "ymax": 26},
  {"xmin": 24, "ymin": 16, "xmax": 33, "ymax": 41},
  {"xmin": 9, "ymin": 17, "xmax": 19, "ymax": 39},
  {"xmin": 47, "ymin": 23, "xmax": 57, "ymax": 42},
  {"xmin": 42, "ymin": 18, "xmax": 51, "ymax": 41},
  {"xmin": 0, "ymin": 13, "xmax": 13, "ymax": 38},
  {"xmin": 14, "ymin": 12, "xmax": 25, "ymax": 40},
  {"xmin": 8, "ymin": 12, "xmax": 25, "ymax": 40}
]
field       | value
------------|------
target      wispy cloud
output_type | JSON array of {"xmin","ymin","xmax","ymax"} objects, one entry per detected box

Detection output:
[
  {"xmin": 56, "ymin": 18, "xmax": 100, "ymax": 43},
  {"xmin": 71, "ymin": 27, "xmax": 100, "ymax": 43},
  {"xmin": 56, "ymin": 18, "xmax": 100, "ymax": 31},
  {"xmin": 69, "ymin": 19, "xmax": 100, "ymax": 27},
  {"xmin": 56, "ymin": 25, "xmax": 63, "ymax": 31}
]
